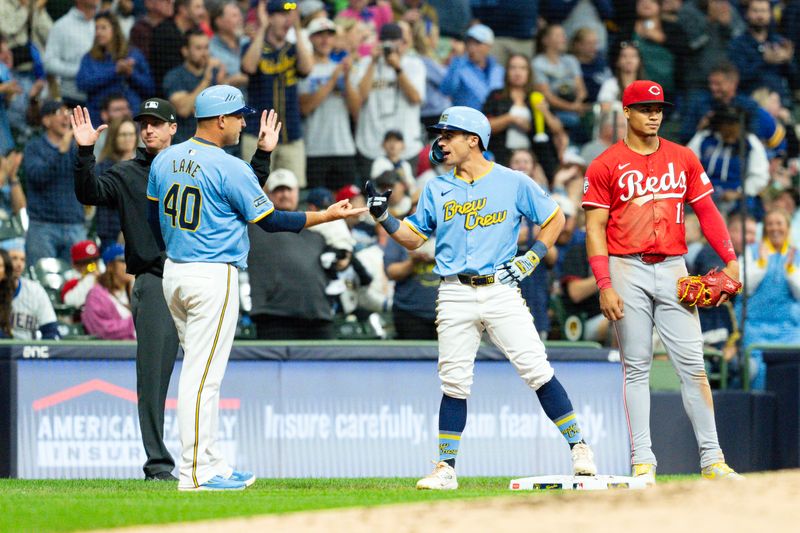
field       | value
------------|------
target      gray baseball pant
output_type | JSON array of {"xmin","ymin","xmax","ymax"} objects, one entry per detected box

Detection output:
[
  {"xmin": 131, "ymin": 272, "xmax": 180, "ymax": 478},
  {"xmin": 610, "ymin": 255, "xmax": 726, "ymax": 469}
]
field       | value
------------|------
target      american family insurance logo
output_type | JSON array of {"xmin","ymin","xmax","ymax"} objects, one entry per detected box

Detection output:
[{"xmin": 32, "ymin": 379, "xmax": 240, "ymax": 468}]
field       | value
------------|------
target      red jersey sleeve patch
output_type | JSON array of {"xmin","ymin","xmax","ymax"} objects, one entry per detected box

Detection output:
[{"xmin": 581, "ymin": 158, "xmax": 611, "ymax": 209}]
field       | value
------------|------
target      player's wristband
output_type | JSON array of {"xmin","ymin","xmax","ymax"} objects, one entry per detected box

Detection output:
[
  {"xmin": 380, "ymin": 214, "xmax": 400, "ymax": 234},
  {"xmin": 529, "ymin": 240, "xmax": 548, "ymax": 262},
  {"xmin": 589, "ymin": 255, "xmax": 612, "ymax": 290}
]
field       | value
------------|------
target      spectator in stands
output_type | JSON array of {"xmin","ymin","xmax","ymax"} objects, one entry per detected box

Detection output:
[
  {"xmin": 129, "ymin": 0, "xmax": 175, "ymax": 61},
  {"xmin": 408, "ymin": 5, "xmax": 450, "ymax": 130},
  {"xmin": 508, "ymin": 148, "xmax": 548, "ymax": 189},
  {"xmin": 0, "ymin": 36, "xmax": 22, "ymax": 156},
  {"xmin": 441, "ymin": 23, "xmax": 503, "ymax": 110},
  {"xmin": 76, "ymin": 12, "xmax": 154, "ymax": 126},
  {"xmin": 23, "ymin": 100, "xmax": 86, "ymax": 266},
  {"xmin": 109, "ymin": 0, "xmax": 136, "ymax": 36},
  {"xmin": 82, "ymin": 243, "xmax": 136, "ymax": 340},
  {"xmin": 596, "ymin": 40, "xmax": 643, "ymax": 111},
  {"xmin": 0, "ymin": 0, "xmax": 52, "ymax": 126},
  {"xmin": 334, "ymin": 11, "xmax": 374, "ymax": 59},
  {"xmin": 484, "ymin": 53, "xmax": 566, "ymax": 167},
  {"xmin": 560, "ymin": 239, "xmax": 608, "ymax": 343},
  {"xmin": 570, "ymin": 27, "xmax": 612, "ymax": 104},
  {"xmin": 741, "ymin": 207, "xmax": 800, "ymax": 350},
  {"xmin": 470, "ymin": 0, "xmax": 536, "ymax": 63},
  {"xmin": 351, "ymin": 22, "xmax": 425, "ymax": 174},
  {"xmin": 375, "ymin": 169, "xmax": 412, "ymax": 218},
  {"xmin": 339, "ymin": 0, "xmax": 394, "ymax": 37},
  {"xmin": 687, "ymin": 104, "xmax": 769, "ymax": 215},
  {"xmin": 92, "ymin": 93, "xmax": 132, "ymax": 158},
  {"xmin": 533, "ymin": 24, "xmax": 589, "ymax": 142},
  {"xmin": 94, "ymin": 117, "xmax": 137, "ymax": 251},
  {"xmin": 300, "ymin": 17, "xmax": 360, "ymax": 190},
  {"xmin": 751, "ymin": 87, "xmax": 796, "ymax": 159},
  {"xmin": 44, "ymin": 0, "xmax": 99, "ymax": 105},
  {"xmin": 427, "ymin": 0, "xmax": 469, "ymax": 39},
  {"xmin": 729, "ymin": 0, "xmax": 796, "ymax": 107},
  {"xmin": 247, "ymin": 169, "xmax": 335, "ymax": 339},
  {"xmin": 579, "ymin": 109, "xmax": 626, "ymax": 163},
  {"xmin": 163, "ymin": 29, "xmax": 225, "ymax": 144},
  {"xmin": 370, "ymin": 130, "xmax": 415, "ymax": 192},
  {"xmin": 0, "ymin": 151, "xmax": 26, "ymax": 224},
  {"xmin": 768, "ymin": 189, "xmax": 800, "ymax": 250},
  {"xmin": 336, "ymin": 183, "xmax": 375, "ymax": 247},
  {"xmin": 241, "ymin": 0, "xmax": 312, "ymax": 183},
  {"xmin": 208, "ymin": 1, "xmax": 249, "ymax": 90},
  {"xmin": 676, "ymin": 0, "xmax": 745, "ymax": 99},
  {"xmin": 384, "ymin": 230, "xmax": 437, "ymax": 339},
  {"xmin": 0, "ymin": 248, "xmax": 15, "ymax": 338},
  {"xmin": 61, "ymin": 239, "xmax": 100, "ymax": 309},
  {"xmin": 3, "ymin": 240, "xmax": 60, "ymax": 339},
  {"xmin": 150, "ymin": 0, "xmax": 206, "ymax": 93},
  {"xmin": 617, "ymin": 0, "xmax": 681, "ymax": 97},
  {"xmin": 680, "ymin": 62, "xmax": 786, "ymax": 153}
]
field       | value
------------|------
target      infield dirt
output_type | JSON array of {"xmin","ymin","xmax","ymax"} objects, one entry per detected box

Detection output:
[{"xmin": 100, "ymin": 470, "xmax": 800, "ymax": 533}]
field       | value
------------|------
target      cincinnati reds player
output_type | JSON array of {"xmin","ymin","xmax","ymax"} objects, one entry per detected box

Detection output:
[
  {"xmin": 583, "ymin": 80, "xmax": 743, "ymax": 483},
  {"xmin": 147, "ymin": 85, "xmax": 366, "ymax": 491},
  {"xmin": 367, "ymin": 106, "xmax": 597, "ymax": 490}
]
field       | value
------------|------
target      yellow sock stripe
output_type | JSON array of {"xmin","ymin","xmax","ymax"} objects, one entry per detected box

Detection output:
[
  {"xmin": 191, "ymin": 265, "xmax": 232, "ymax": 487},
  {"xmin": 554, "ymin": 413, "xmax": 576, "ymax": 427},
  {"xmin": 439, "ymin": 433, "xmax": 461, "ymax": 441}
]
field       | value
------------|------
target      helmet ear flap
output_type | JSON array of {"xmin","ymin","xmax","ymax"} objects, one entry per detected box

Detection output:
[{"xmin": 429, "ymin": 136, "xmax": 445, "ymax": 165}]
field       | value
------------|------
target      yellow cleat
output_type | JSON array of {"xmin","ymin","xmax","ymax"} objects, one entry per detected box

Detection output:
[
  {"xmin": 632, "ymin": 463, "xmax": 656, "ymax": 486},
  {"xmin": 701, "ymin": 462, "xmax": 744, "ymax": 480}
]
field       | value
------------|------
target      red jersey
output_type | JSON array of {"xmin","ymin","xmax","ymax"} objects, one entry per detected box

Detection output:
[{"xmin": 581, "ymin": 138, "xmax": 713, "ymax": 256}]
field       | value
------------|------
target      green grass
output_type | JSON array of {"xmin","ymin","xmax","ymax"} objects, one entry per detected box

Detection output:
[{"xmin": 0, "ymin": 476, "xmax": 696, "ymax": 532}]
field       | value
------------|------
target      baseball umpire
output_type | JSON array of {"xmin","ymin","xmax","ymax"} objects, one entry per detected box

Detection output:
[
  {"xmin": 146, "ymin": 85, "xmax": 367, "ymax": 491},
  {"xmin": 72, "ymin": 97, "xmax": 274, "ymax": 481},
  {"xmin": 583, "ymin": 80, "xmax": 743, "ymax": 483},
  {"xmin": 366, "ymin": 106, "xmax": 597, "ymax": 490}
]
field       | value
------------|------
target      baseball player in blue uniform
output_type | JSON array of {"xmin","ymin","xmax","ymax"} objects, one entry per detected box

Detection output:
[
  {"xmin": 366, "ymin": 106, "xmax": 597, "ymax": 490},
  {"xmin": 147, "ymin": 85, "xmax": 367, "ymax": 491}
]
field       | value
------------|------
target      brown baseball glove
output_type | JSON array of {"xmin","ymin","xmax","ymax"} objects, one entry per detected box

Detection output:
[{"xmin": 677, "ymin": 268, "xmax": 743, "ymax": 308}]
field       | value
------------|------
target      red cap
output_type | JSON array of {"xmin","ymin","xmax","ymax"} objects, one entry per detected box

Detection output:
[
  {"xmin": 70, "ymin": 240, "xmax": 100, "ymax": 263},
  {"xmin": 622, "ymin": 80, "xmax": 672, "ymax": 108},
  {"xmin": 335, "ymin": 184, "xmax": 362, "ymax": 203}
]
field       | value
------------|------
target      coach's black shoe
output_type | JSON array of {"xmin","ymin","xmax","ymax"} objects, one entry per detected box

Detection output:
[{"xmin": 145, "ymin": 471, "xmax": 178, "ymax": 481}]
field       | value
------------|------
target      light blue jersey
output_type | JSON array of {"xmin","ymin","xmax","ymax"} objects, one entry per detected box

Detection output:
[
  {"xmin": 405, "ymin": 163, "xmax": 559, "ymax": 276},
  {"xmin": 146, "ymin": 137, "xmax": 274, "ymax": 268}
]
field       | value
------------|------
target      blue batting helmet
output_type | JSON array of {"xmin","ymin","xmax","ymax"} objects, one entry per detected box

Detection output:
[
  {"xmin": 427, "ymin": 106, "xmax": 491, "ymax": 150},
  {"xmin": 194, "ymin": 85, "xmax": 256, "ymax": 119}
]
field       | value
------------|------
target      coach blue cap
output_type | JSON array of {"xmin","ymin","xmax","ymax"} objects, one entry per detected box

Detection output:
[{"xmin": 194, "ymin": 85, "xmax": 256, "ymax": 119}]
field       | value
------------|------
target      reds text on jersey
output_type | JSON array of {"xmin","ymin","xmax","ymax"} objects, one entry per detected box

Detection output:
[{"xmin": 581, "ymin": 138, "xmax": 713, "ymax": 255}]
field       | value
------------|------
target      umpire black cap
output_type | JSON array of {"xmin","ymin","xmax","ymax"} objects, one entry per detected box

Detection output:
[{"xmin": 134, "ymin": 98, "xmax": 177, "ymax": 123}]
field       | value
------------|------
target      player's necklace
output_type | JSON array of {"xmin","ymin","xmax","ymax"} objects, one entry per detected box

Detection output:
[{"xmin": 624, "ymin": 137, "xmax": 659, "ymax": 155}]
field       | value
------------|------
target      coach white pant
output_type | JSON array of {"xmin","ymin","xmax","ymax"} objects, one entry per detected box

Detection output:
[
  {"xmin": 436, "ymin": 279, "xmax": 554, "ymax": 398},
  {"xmin": 163, "ymin": 260, "xmax": 239, "ymax": 489}
]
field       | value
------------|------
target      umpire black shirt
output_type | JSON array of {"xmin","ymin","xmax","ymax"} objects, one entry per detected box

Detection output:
[{"xmin": 75, "ymin": 145, "xmax": 270, "ymax": 277}]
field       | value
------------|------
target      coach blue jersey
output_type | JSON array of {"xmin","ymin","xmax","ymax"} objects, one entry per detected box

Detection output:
[
  {"xmin": 147, "ymin": 137, "xmax": 274, "ymax": 269},
  {"xmin": 405, "ymin": 163, "xmax": 559, "ymax": 276}
]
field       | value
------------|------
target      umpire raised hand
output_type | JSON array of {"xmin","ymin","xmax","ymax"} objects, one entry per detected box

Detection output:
[{"xmin": 72, "ymin": 98, "xmax": 277, "ymax": 480}]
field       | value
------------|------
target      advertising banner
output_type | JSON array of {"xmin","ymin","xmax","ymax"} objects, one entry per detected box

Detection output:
[{"xmin": 16, "ymin": 359, "xmax": 629, "ymax": 478}]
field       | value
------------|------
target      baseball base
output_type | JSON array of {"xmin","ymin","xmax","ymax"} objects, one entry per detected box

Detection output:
[{"xmin": 509, "ymin": 475, "xmax": 650, "ymax": 491}]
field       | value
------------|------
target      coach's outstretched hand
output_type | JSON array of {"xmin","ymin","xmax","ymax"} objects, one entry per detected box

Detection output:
[
  {"xmin": 365, "ymin": 180, "xmax": 392, "ymax": 222},
  {"xmin": 70, "ymin": 106, "xmax": 107, "ymax": 146},
  {"xmin": 325, "ymin": 199, "xmax": 369, "ymax": 221},
  {"xmin": 257, "ymin": 109, "xmax": 282, "ymax": 152}
]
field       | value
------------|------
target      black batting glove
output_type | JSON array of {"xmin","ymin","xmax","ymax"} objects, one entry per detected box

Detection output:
[{"xmin": 365, "ymin": 180, "xmax": 392, "ymax": 222}]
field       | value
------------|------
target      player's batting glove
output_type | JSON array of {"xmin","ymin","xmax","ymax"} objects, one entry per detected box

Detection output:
[
  {"xmin": 497, "ymin": 249, "xmax": 543, "ymax": 287},
  {"xmin": 365, "ymin": 180, "xmax": 392, "ymax": 222}
]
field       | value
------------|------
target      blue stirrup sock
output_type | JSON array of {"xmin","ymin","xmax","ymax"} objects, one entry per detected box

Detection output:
[
  {"xmin": 438, "ymin": 394, "xmax": 467, "ymax": 467},
  {"xmin": 536, "ymin": 376, "xmax": 585, "ymax": 447}
]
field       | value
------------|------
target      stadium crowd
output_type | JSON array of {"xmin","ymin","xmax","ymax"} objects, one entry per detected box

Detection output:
[{"xmin": 1, "ymin": 0, "xmax": 800, "ymax": 387}]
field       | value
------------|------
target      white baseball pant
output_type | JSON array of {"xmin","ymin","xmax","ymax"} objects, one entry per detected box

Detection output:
[
  {"xmin": 162, "ymin": 260, "xmax": 239, "ymax": 489},
  {"xmin": 435, "ymin": 278, "xmax": 555, "ymax": 398}
]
